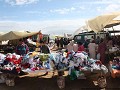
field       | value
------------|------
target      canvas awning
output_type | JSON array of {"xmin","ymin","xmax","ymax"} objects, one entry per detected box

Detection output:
[
  {"xmin": 0, "ymin": 31, "xmax": 38, "ymax": 41},
  {"xmin": 87, "ymin": 12, "xmax": 120, "ymax": 32},
  {"xmin": 73, "ymin": 25, "xmax": 89, "ymax": 36}
]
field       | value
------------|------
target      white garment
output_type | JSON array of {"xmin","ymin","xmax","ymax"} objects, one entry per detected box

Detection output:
[
  {"xmin": 73, "ymin": 44, "xmax": 78, "ymax": 52},
  {"xmin": 88, "ymin": 43, "xmax": 97, "ymax": 59},
  {"xmin": 67, "ymin": 42, "xmax": 78, "ymax": 52}
]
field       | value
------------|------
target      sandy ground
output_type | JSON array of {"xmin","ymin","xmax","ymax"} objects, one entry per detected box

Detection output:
[{"xmin": 0, "ymin": 70, "xmax": 120, "ymax": 90}]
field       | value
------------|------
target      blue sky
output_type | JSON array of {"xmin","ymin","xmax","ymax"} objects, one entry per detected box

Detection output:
[{"xmin": 0, "ymin": 0, "xmax": 120, "ymax": 35}]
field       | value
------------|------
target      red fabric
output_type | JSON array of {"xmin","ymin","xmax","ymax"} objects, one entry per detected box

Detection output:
[
  {"xmin": 6, "ymin": 55, "xmax": 22, "ymax": 64},
  {"xmin": 16, "ymin": 67, "xmax": 21, "ymax": 73},
  {"xmin": 78, "ymin": 45, "xmax": 85, "ymax": 51},
  {"xmin": 95, "ymin": 60, "xmax": 102, "ymax": 65},
  {"xmin": 21, "ymin": 63, "xmax": 30, "ymax": 69},
  {"xmin": 66, "ymin": 52, "xmax": 71, "ymax": 58}
]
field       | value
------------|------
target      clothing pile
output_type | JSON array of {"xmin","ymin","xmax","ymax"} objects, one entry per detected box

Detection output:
[
  {"xmin": 0, "ymin": 52, "xmax": 55, "ymax": 86},
  {"xmin": 0, "ymin": 52, "xmax": 55, "ymax": 74},
  {"xmin": 54, "ymin": 51, "xmax": 108, "ymax": 80},
  {"xmin": 0, "ymin": 53, "xmax": 22, "ymax": 74},
  {"xmin": 111, "ymin": 57, "xmax": 120, "ymax": 70}
]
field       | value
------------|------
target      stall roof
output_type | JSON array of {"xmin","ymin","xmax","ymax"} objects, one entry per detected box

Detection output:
[
  {"xmin": 0, "ymin": 31, "xmax": 38, "ymax": 41},
  {"xmin": 87, "ymin": 12, "xmax": 120, "ymax": 32}
]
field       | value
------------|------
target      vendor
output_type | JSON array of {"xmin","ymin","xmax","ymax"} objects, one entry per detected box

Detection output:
[
  {"xmin": 39, "ymin": 40, "xmax": 50, "ymax": 54},
  {"xmin": 77, "ymin": 41, "xmax": 85, "ymax": 52},
  {"xmin": 16, "ymin": 39, "xmax": 29, "ymax": 56},
  {"xmin": 97, "ymin": 38, "xmax": 106, "ymax": 64}
]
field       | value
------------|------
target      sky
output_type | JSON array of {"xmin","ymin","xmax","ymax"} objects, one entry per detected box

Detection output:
[{"xmin": 0, "ymin": 0, "xmax": 120, "ymax": 35}]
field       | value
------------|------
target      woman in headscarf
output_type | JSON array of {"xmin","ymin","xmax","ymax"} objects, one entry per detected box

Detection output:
[
  {"xmin": 97, "ymin": 38, "xmax": 107, "ymax": 63},
  {"xmin": 88, "ymin": 40, "xmax": 97, "ymax": 59}
]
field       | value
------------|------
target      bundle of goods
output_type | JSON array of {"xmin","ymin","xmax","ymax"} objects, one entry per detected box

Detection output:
[
  {"xmin": 0, "ymin": 72, "xmax": 16, "ymax": 86},
  {"xmin": 39, "ymin": 54, "xmax": 49, "ymax": 61},
  {"xmin": 54, "ymin": 51, "xmax": 108, "ymax": 79},
  {"xmin": 67, "ymin": 51, "xmax": 108, "ymax": 80},
  {"xmin": 21, "ymin": 52, "xmax": 55, "ymax": 72},
  {"xmin": 0, "ymin": 53, "xmax": 6, "ymax": 64},
  {"xmin": 0, "ymin": 53, "xmax": 22, "ymax": 75},
  {"xmin": 55, "ymin": 51, "xmax": 69, "ymax": 71},
  {"xmin": 0, "ymin": 53, "xmax": 21, "ymax": 86},
  {"xmin": 109, "ymin": 57, "xmax": 120, "ymax": 78}
]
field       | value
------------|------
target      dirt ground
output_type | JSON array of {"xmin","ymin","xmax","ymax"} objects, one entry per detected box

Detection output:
[{"xmin": 0, "ymin": 70, "xmax": 120, "ymax": 90}]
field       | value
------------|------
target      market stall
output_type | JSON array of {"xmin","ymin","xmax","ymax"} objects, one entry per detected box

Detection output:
[
  {"xmin": 0, "ymin": 52, "xmax": 55, "ymax": 86},
  {"xmin": 55, "ymin": 50, "xmax": 108, "ymax": 89},
  {"xmin": 0, "ymin": 50, "xmax": 108, "ymax": 88}
]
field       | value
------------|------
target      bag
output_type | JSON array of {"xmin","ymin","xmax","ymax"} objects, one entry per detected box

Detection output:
[
  {"xmin": 57, "ymin": 76, "xmax": 65, "ymax": 89},
  {"xmin": 6, "ymin": 79, "xmax": 15, "ymax": 86},
  {"xmin": 97, "ymin": 76, "xmax": 107, "ymax": 88}
]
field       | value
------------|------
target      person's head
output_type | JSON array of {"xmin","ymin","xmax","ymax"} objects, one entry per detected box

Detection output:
[
  {"xmin": 40, "ymin": 40, "xmax": 46, "ymax": 45},
  {"xmin": 77, "ymin": 41, "xmax": 82, "ymax": 45},
  {"xmin": 97, "ymin": 36, "xmax": 100, "ymax": 39},
  {"xmin": 19, "ymin": 39, "xmax": 24, "ymax": 44},
  {"xmin": 91, "ymin": 36, "xmax": 94, "ymax": 39},
  {"xmin": 108, "ymin": 36, "xmax": 112, "ymax": 40},
  {"xmin": 100, "ymin": 38, "xmax": 103, "ymax": 43}
]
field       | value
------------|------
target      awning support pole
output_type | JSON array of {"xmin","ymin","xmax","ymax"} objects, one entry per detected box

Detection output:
[{"xmin": 112, "ymin": 26, "xmax": 115, "ymax": 36}]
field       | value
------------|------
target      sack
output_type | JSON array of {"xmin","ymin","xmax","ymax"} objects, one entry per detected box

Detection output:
[
  {"xmin": 97, "ymin": 76, "xmax": 107, "ymax": 88},
  {"xmin": 57, "ymin": 76, "xmax": 65, "ymax": 89},
  {"xmin": 6, "ymin": 79, "xmax": 15, "ymax": 86},
  {"xmin": 5, "ymin": 74, "xmax": 16, "ymax": 86},
  {"xmin": 0, "ymin": 73, "xmax": 6, "ymax": 83}
]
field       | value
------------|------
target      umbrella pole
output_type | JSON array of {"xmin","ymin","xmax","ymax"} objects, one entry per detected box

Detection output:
[{"xmin": 112, "ymin": 27, "xmax": 115, "ymax": 36}]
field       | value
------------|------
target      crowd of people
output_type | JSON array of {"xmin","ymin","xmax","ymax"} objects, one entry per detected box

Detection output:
[
  {"xmin": 54, "ymin": 35, "xmax": 120, "ymax": 64},
  {"xmin": 1, "ymin": 34, "xmax": 120, "ymax": 65}
]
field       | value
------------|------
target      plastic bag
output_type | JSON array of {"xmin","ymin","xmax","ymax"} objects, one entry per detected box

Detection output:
[{"xmin": 70, "ymin": 69, "xmax": 77, "ymax": 80}]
